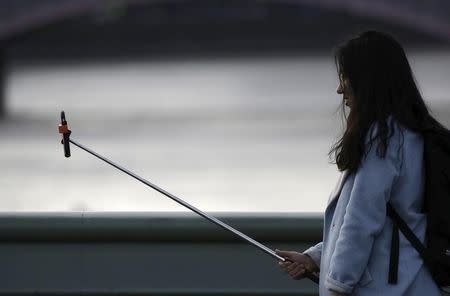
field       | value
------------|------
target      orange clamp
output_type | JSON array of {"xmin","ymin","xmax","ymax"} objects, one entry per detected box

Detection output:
[{"xmin": 59, "ymin": 123, "xmax": 70, "ymax": 134}]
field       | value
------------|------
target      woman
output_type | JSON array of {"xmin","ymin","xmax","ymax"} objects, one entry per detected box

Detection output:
[{"xmin": 276, "ymin": 31, "xmax": 444, "ymax": 295}]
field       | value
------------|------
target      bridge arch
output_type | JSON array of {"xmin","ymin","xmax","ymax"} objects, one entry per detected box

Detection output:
[
  {"xmin": 0, "ymin": 0, "xmax": 449, "ymax": 41},
  {"xmin": 0, "ymin": 0, "xmax": 448, "ymax": 117}
]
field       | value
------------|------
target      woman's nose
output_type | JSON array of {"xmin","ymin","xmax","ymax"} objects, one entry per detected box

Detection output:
[{"xmin": 336, "ymin": 83, "xmax": 343, "ymax": 94}]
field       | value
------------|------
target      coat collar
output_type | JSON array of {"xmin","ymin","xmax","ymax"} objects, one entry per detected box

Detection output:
[{"xmin": 327, "ymin": 170, "xmax": 350, "ymax": 206}]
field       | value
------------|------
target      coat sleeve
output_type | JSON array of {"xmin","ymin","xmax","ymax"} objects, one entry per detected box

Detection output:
[
  {"xmin": 303, "ymin": 242, "xmax": 323, "ymax": 269},
  {"xmin": 325, "ymin": 124, "xmax": 402, "ymax": 294}
]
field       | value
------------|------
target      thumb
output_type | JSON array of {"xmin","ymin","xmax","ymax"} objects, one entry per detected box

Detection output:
[{"xmin": 275, "ymin": 249, "xmax": 294, "ymax": 259}]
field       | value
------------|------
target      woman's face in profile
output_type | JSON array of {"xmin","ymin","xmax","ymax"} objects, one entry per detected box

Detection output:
[{"xmin": 337, "ymin": 73, "xmax": 354, "ymax": 108}]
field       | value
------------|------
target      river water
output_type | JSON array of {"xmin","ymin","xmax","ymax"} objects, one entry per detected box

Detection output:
[{"xmin": 1, "ymin": 52, "xmax": 449, "ymax": 212}]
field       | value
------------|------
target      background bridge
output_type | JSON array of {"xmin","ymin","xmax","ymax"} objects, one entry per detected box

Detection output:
[
  {"xmin": 1, "ymin": 0, "xmax": 450, "ymax": 41},
  {"xmin": 0, "ymin": 0, "xmax": 449, "ymax": 116}
]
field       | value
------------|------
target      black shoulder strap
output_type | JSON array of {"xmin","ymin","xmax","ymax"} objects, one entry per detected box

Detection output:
[
  {"xmin": 388, "ymin": 223, "xmax": 399, "ymax": 284},
  {"xmin": 386, "ymin": 202, "xmax": 427, "ymax": 284}
]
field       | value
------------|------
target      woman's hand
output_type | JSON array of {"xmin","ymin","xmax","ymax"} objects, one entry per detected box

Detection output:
[{"xmin": 275, "ymin": 249, "xmax": 319, "ymax": 280}]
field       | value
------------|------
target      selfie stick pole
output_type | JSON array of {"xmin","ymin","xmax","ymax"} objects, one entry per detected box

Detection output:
[{"xmin": 58, "ymin": 111, "xmax": 319, "ymax": 284}]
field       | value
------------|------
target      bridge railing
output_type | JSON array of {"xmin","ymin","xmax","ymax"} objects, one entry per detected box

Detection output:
[{"xmin": 0, "ymin": 211, "xmax": 322, "ymax": 295}]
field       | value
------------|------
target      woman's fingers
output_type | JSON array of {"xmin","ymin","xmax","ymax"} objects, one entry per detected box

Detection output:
[
  {"xmin": 278, "ymin": 261, "xmax": 288, "ymax": 269},
  {"xmin": 286, "ymin": 262, "xmax": 298, "ymax": 272},
  {"xmin": 290, "ymin": 264, "xmax": 306, "ymax": 279},
  {"xmin": 279, "ymin": 261, "xmax": 303, "ymax": 273},
  {"xmin": 278, "ymin": 261, "xmax": 292, "ymax": 271},
  {"xmin": 277, "ymin": 260, "xmax": 292, "ymax": 270},
  {"xmin": 275, "ymin": 249, "xmax": 294, "ymax": 260},
  {"xmin": 276, "ymin": 249, "xmax": 311, "ymax": 280},
  {"xmin": 288, "ymin": 263, "xmax": 302, "ymax": 274},
  {"xmin": 277, "ymin": 259, "xmax": 307, "ymax": 280}
]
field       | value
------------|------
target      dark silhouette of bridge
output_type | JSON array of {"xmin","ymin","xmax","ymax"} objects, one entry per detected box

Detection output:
[
  {"xmin": 1, "ymin": 0, "xmax": 449, "ymax": 41},
  {"xmin": 0, "ymin": 0, "xmax": 449, "ymax": 116}
]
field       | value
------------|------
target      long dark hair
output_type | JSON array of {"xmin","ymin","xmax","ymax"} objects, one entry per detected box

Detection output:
[{"xmin": 330, "ymin": 30, "xmax": 444, "ymax": 173}]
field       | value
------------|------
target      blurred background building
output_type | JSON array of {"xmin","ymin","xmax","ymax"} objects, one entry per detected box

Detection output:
[{"xmin": 1, "ymin": 0, "xmax": 450, "ymax": 212}]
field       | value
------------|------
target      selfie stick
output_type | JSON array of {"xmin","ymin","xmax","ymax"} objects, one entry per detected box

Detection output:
[{"xmin": 58, "ymin": 111, "xmax": 319, "ymax": 284}]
